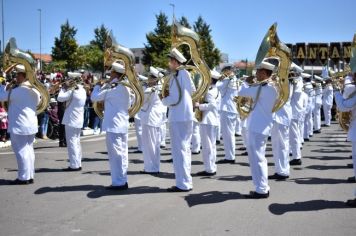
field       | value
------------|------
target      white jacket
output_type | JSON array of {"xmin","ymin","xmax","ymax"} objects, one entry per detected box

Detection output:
[
  {"xmin": 162, "ymin": 69, "xmax": 196, "ymax": 122},
  {"xmin": 198, "ymin": 85, "xmax": 219, "ymax": 126},
  {"xmin": 91, "ymin": 78, "xmax": 130, "ymax": 134},
  {"xmin": 290, "ymin": 77, "xmax": 305, "ymax": 121},
  {"xmin": 335, "ymin": 91, "xmax": 356, "ymax": 141},
  {"xmin": 216, "ymin": 76, "xmax": 238, "ymax": 114},
  {"xmin": 322, "ymin": 84, "xmax": 333, "ymax": 106},
  {"xmin": 0, "ymin": 81, "xmax": 40, "ymax": 135},
  {"xmin": 57, "ymin": 85, "xmax": 86, "ymax": 128},
  {"xmin": 141, "ymin": 87, "xmax": 164, "ymax": 127}
]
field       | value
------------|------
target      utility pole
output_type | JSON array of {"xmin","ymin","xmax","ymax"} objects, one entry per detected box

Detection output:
[
  {"xmin": 38, "ymin": 8, "xmax": 42, "ymax": 71},
  {"xmin": 1, "ymin": 0, "xmax": 4, "ymax": 53}
]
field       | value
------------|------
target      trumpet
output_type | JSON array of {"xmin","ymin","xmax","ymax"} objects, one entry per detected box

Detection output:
[{"xmin": 49, "ymin": 77, "xmax": 82, "ymax": 95}]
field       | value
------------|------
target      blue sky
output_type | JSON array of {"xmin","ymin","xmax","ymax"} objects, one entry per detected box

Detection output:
[{"xmin": 3, "ymin": 0, "xmax": 356, "ymax": 61}]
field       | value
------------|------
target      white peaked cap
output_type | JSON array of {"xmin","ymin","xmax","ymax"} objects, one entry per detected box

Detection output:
[
  {"xmin": 111, "ymin": 62, "xmax": 125, "ymax": 74},
  {"xmin": 313, "ymin": 75, "xmax": 323, "ymax": 82},
  {"xmin": 220, "ymin": 63, "xmax": 234, "ymax": 71},
  {"xmin": 301, "ymin": 73, "xmax": 312, "ymax": 78},
  {"xmin": 256, "ymin": 61, "xmax": 275, "ymax": 72},
  {"xmin": 138, "ymin": 74, "xmax": 148, "ymax": 81},
  {"xmin": 210, "ymin": 70, "xmax": 221, "ymax": 79},
  {"xmin": 50, "ymin": 98, "xmax": 57, "ymax": 103},
  {"xmin": 67, "ymin": 72, "xmax": 82, "ymax": 79},
  {"xmin": 149, "ymin": 66, "xmax": 164, "ymax": 78},
  {"xmin": 168, "ymin": 48, "xmax": 187, "ymax": 63},
  {"xmin": 290, "ymin": 62, "xmax": 303, "ymax": 73},
  {"xmin": 15, "ymin": 64, "xmax": 26, "ymax": 73}
]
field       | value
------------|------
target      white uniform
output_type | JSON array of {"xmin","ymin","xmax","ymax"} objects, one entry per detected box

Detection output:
[
  {"xmin": 91, "ymin": 78, "xmax": 130, "ymax": 186},
  {"xmin": 57, "ymin": 85, "xmax": 86, "ymax": 169},
  {"xmin": 239, "ymin": 82, "xmax": 277, "ymax": 194},
  {"xmin": 303, "ymin": 83, "xmax": 314, "ymax": 139},
  {"xmin": 0, "ymin": 81, "xmax": 40, "ymax": 181},
  {"xmin": 134, "ymin": 111, "xmax": 143, "ymax": 152},
  {"xmin": 162, "ymin": 69, "xmax": 195, "ymax": 190},
  {"xmin": 313, "ymin": 84, "xmax": 323, "ymax": 131},
  {"xmin": 322, "ymin": 84, "xmax": 333, "ymax": 126},
  {"xmin": 216, "ymin": 76, "xmax": 238, "ymax": 160},
  {"xmin": 271, "ymin": 83, "xmax": 292, "ymax": 176},
  {"xmin": 300, "ymin": 91, "xmax": 309, "ymax": 143},
  {"xmin": 191, "ymin": 120, "xmax": 201, "ymax": 153},
  {"xmin": 198, "ymin": 85, "xmax": 219, "ymax": 173},
  {"xmin": 290, "ymin": 77, "xmax": 304, "ymax": 160},
  {"xmin": 141, "ymin": 87, "xmax": 163, "ymax": 172},
  {"xmin": 334, "ymin": 90, "xmax": 356, "ymax": 195}
]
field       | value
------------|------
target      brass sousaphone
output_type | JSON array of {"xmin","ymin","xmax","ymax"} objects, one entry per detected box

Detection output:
[
  {"xmin": 235, "ymin": 23, "xmax": 292, "ymax": 119},
  {"xmin": 93, "ymin": 32, "xmax": 144, "ymax": 118}
]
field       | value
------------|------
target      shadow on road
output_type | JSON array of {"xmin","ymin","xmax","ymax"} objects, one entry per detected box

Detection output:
[
  {"xmin": 305, "ymin": 165, "xmax": 350, "ymax": 171},
  {"xmin": 269, "ymin": 200, "xmax": 348, "ymax": 215},
  {"xmin": 184, "ymin": 191, "xmax": 244, "ymax": 207},
  {"xmin": 303, "ymin": 156, "xmax": 350, "ymax": 161},
  {"xmin": 291, "ymin": 177, "xmax": 351, "ymax": 185}
]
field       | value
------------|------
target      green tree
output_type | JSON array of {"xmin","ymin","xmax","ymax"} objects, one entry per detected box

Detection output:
[
  {"xmin": 193, "ymin": 16, "xmax": 221, "ymax": 68},
  {"xmin": 52, "ymin": 20, "xmax": 79, "ymax": 71},
  {"xmin": 178, "ymin": 16, "xmax": 191, "ymax": 61},
  {"xmin": 90, "ymin": 24, "xmax": 109, "ymax": 51},
  {"xmin": 142, "ymin": 12, "xmax": 172, "ymax": 68},
  {"xmin": 77, "ymin": 45, "xmax": 103, "ymax": 72}
]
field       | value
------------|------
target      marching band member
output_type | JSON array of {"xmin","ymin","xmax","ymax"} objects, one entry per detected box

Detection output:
[
  {"xmin": 333, "ymin": 72, "xmax": 356, "ymax": 207},
  {"xmin": 303, "ymin": 74, "xmax": 314, "ymax": 141},
  {"xmin": 57, "ymin": 72, "xmax": 86, "ymax": 171},
  {"xmin": 289, "ymin": 64, "xmax": 305, "ymax": 166},
  {"xmin": 216, "ymin": 63, "xmax": 239, "ymax": 164},
  {"xmin": 191, "ymin": 120, "xmax": 201, "ymax": 155},
  {"xmin": 133, "ymin": 75, "xmax": 147, "ymax": 154},
  {"xmin": 322, "ymin": 77, "xmax": 333, "ymax": 127},
  {"xmin": 140, "ymin": 67, "xmax": 164, "ymax": 174},
  {"xmin": 239, "ymin": 61, "xmax": 277, "ymax": 199},
  {"xmin": 313, "ymin": 76, "xmax": 323, "ymax": 133},
  {"xmin": 161, "ymin": 48, "xmax": 195, "ymax": 192},
  {"xmin": 91, "ymin": 62, "xmax": 130, "ymax": 190},
  {"xmin": 194, "ymin": 70, "xmax": 220, "ymax": 176},
  {"xmin": 0, "ymin": 65, "xmax": 40, "ymax": 184}
]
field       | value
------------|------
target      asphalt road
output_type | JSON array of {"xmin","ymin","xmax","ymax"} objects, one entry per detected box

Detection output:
[{"xmin": 0, "ymin": 122, "xmax": 355, "ymax": 236}]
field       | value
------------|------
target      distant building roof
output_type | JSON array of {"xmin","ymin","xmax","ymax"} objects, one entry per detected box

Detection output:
[
  {"xmin": 234, "ymin": 61, "xmax": 255, "ymax": 69},
  {"xmin": 32, "ymin": 53, "xmax": 52, "ymax": 63}
]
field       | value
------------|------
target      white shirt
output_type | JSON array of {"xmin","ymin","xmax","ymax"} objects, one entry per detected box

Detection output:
[
  {"xmin": 290, "ymin": 77, "xmax": 305, "ymax": 121},
  {"xmin": 239, "ymin": 81, "xmax": 278, "ymax": 135},
  {"xmin": 322, "ymin": 84, "xmax": 333, "ymax": 106},
  {"xmin": 273, "ymin": 83, "xmax": 292, "ymax": 126},
  {"xmin": 91, "ymin": 78, "xmax": 130, "ymax": 134},
  {"xmin": 335, "ymin": 91, "xmax": 356, "ymax": 141},
  {"xmin": 198, "ymin": 84, "xmax": 219, "ymax": 126},
  {"xmin": 0, "ymin": 81, "xmax": 40, "ymax": 135},
  {"xmin": 315, "ymin": 84, "xmax": 323, "ymax": 105},
  {"xmin": 216, "ymin": 76, "xmax": 238, "ymax": 114},
  {"xmin": 57, "ymin": 84, "xmax": 86, "ymax": 129},
  {"xmin": 141, "ymin": 87, "xmax": 164, "ymax": 127},
  {"xmin": 162, "ymin": 69, "xmax": 196, "ymax": 122}
]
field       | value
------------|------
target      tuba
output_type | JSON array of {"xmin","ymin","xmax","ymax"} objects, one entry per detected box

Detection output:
[
  {"xmin": 333, "ymin": 33, "xmax": 356, "ymax": 132},
  {"xmin": 161, "ymin": 21, "xmax": 211, "ymax": 121},
  {"xmin": 235, "ymin": 23, "xmax": 291, "ymax": 119},
  {"xmin": 3, "ymin": 38, "xmax": 50, "ymax": 114},
  {"xmin": 93, "ymin": 31, "xmax": 144, "ymax": 119}
]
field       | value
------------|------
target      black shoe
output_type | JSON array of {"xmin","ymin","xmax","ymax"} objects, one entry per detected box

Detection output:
[
  {"xmin": 237, "ymin": 147, "xmax": 246, "ymax": 151},
  {"xmin": 304, "ymin": 138, "xmax": 310, "ymax": 142},
  {"xmin": 9, "ymin": 179, "xmax": 30, "ymax": 185},
  {"xmin": 216, "ymin": 159, "xmax": 235, "ymax": 164},
  {"xmin": 105, "ymin": 182, "xmax": 129, "ymax": 191},
  {"xmin": 244, "ymin": 191, "xmax": 269, "ymax": 199},
  {"xmin": 195, "ymin": 171, "xmax": 216, "ymax": 177},
  {"xmin": 289, "ymin": 153, "xmax": 292, "ymax": 157},
  {"xmin": 166, "ymin": 186, "xmax": 192, "ymax": 192},
  {"xmin": 350, "ymin": 155, "xmax": 353, "ymax": 159},
  {"xmin": 140, "ymin": 170, "xmax": 159, "ymax": 176},
  {"xmin": 160, "ymin": 145, "xmax": 166, "ymax": 149},
  {"xmin": 132, "ymin": 150, "xmax": 143, "ymax": 154},
  {"xmin": 345, "ymin": 198, "xmax": 356, "ymax": 207},
  {"xmin": 347, "ymin": 164, "xmax": 353, "ymax": 168},
  {"xmin": 63, "ymin": 167, "xmax": 82, "ymax": 172},
  {"xmin": 290, "ymin": 159, "xmax": 302, "ymax": 166},
  {"xmin": 216, "ymin": 140, "xmax": 221, "ymax": 145},
  {"xmin": 269, "ymin": 173, "xmax": 289, "ymax": 180},
  {"xmin": 29, "ymin": 179, "xmax": 34, "ymax": 184},
  {"xmin": 241, "ymin": 151, "xmax": 248, "ymax": 156},
  {"xmin": 235, "ymin": 134, "xmax": 241, "ymax": 137},
  {"xmin": 347, "ymin": 176, "xmax": 356, "ymax": 183},
  {"xmin": 165, "ymin": 158, "xmax": 173, "ymax": 163},
  {"xmin": 192, "ymin": 151, "xmax": 200, "ymax": 155},
  {"xmin": 59, "ymin": 142, "xmax": 67, "ymax": 147},
  {"xmin": 314, "ymin": 129, "xmax": 321, "ymax": 134}
]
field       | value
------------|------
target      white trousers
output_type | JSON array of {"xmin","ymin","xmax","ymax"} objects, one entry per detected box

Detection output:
[
  {"xmin": 169, "ymin": 121, "xmax": 193, "ymax": 190},
  {"xmin": 200, "ymin": 124, "xmax": 217, "ymax": 173},
  {"xmin": 220, "ymin": 111, "xmax": 236, "ymax": 160},
  {"xmin": 246, "ymin": 131, "xmax": 270, "ymax": 194},
  {"xmin": 271, "ymin": 122, "xmax": 290, "ymax": 176},
  {"xmin": 191, "ymin": 121, "xmax": 201, "ymax": 153},
  {"xmin": 313, "ymin": 104, "xmax": 322, "ymax": 130},
  {"xmin": 289, "ymin": 119, "xmax": 302, "ymax": 160},
  {"xmin": 323, "ymin": 105, "xmax": 332, "ymax": 126},
  {"xmin": 160, "ymin": 122, "xmax": 167, "ymax": 146},
  {"xmin": 216, "ymin": 113, "xmax": 221, "ymax": 141},
  {"xmin": 106, "ymin": 132, "xmax": 128, "ymax": 186},
  {"xmin": 11, "ymin": 133, "xmax": 35, "ymax": 181},
  {"xmin": 235, "ymin": 115, "xmax": 242, "ymax": 135},
  {"xmin": 142, "ymin": 125, "xmax": 161, "ymax": 172},
  {"xmin": 65, "ymin": 126, "xmax": 82, "ymax": 169},
  {"xmin": 304, "ymin": 111, "xmax": 313, "ymax": 138},
  {"xmin": 352, "ymin": 141, "xmax": 356, "ymax": 179},
  {"xmin": 134, "ymin": 118, "xmax": 142, "ymax": 151}
]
